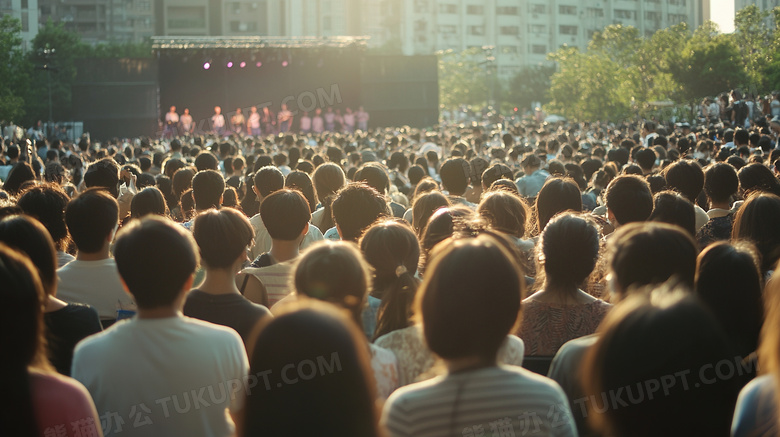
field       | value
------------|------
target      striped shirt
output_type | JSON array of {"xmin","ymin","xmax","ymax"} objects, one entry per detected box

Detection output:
[
  {"xmin": 241, "ymin": 261, "xmax": 295, "ymax": 307},
  {"xmin": 382, "ymin": 366, "xmax": 577, "ymax": 437}
]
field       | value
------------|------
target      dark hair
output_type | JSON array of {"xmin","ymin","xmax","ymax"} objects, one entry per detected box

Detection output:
[
  {"xmin": 539, "ymin": 213, "xmax": 599, "ymax": 289},
  {"xmin": 417, "ymin": 235, "xmax": 523, "ymax": 361},
  {"xmin": 114, "ymin": 216, "xmax": 199, "ymax": 309},
  {"xmin": 285, "ymin": 170, "xmax": 316, "ymax": 213},
  {"xmin": 65, "ymin": 188, "xmax": 119, "ymax": 253},
  {"xmin": 737, "ymin": 163, "xmax": 780, "ymax": 197},
  {"xmin": 477, "ymin": 190, "xmax": 528, "ymax": 238},
  {"xmin": 696, "ymin": 242, "xmax": 763, "ymax": 357},
  {"xmin": 481, "ymin": 163, "xmax": 513, "ymax": 190},
  {"xmin": 407, "ymin": 165, "xmax": 426, "ymax": 186},
  {"xmin": 732, "ymin": 193, "xmax": 780, "ymax": 273},
  {"xmin": 634, "ymin": 148, "xmax": 656, "ymax": 171},
  {"xmin": 242, "ymin": 304, "xmax": 379, "ymax": 437},
  {"xmin": 331, "ymin": 183, "xmax": 389, "ymax": 242},
  {"xmin": 608, "ymin": 222, "xmax": 697, "ymax": 296},
  {"xmin": 359, "ymin": 220, "xmax": 420, "ymax": 340},
  {"xmin": 439, "ymin": 158, "xmax": 470, "ymax": 196},
  {"xmin": 582, "ymin": 289, "xmax": 739, "ymax": 437},
  {"xmin": 193, "ymin": 208, "xmax": 253, "ymax": 269},
  {"xmin": 253, "ymin": 166, "xmax": 284, "ymax": 198},
  {"xmin": 703, "ymin": 163, "xmax": 738, "ymax": 204},
  {"xmin": 411, "ymin": 191, "xmax": 450, "ymax": 237},
  {"xmin": 664, "ymin": 159, "xmax": 704, "ymax": 202},
  {"xmin": 131, "ymin": 186, "xmax": 168, "ymax": 219},
  {"xmin": 535, "ymin": 177, "xmax": 582, "ymax": 232},
  {"xmin": 194, "ymin": 151, "xmax": 219, "ymax": 171},
  {"xmin": 0, "ymin": 243, "xmax": 50, "ymax": 436},
  {"xmin": 354, "ymin": 163, "xmax": 390, "ymax": 195},
  {"xmin": 191, "ymin": 170, "xmax": 225, "ymax": 211},
  {"xmin": 84, "ymin": 158, "xmax": 120, "ymax": 198},
  {"xmin": 312, "ymin": 163, "xmax": 346, "ymax": 231},
  {"xmin": 16, "ymin": 184, "xmax": 70, "ymax": 251},
  {"xmin": 605, "ymin": 175, "xmax": 653, "ymax": 225},
  {"xmin": 3, "ymin": 162, "xmax": 36, "ymax": 195},
  {"xmin": 172, "ymin": 167, "xmax": 195, "ymax": 198},
  {"xmin": 260, "ymin": 189, "xmax": 311, "ymax": 241},
  {"xmin": 0, "ymin": 215, "xmax": 57, "ymax": 296},
  {"xmin": 648, "ymin": 191, "xmax": 696, "ymax": 236},
  {"xmin": 410, "ymin": 177, "xmax": 438, "ymax": 202},
  {"xmin": 294, "ymin": 241, "xmax": 371, "ymax": 324}
]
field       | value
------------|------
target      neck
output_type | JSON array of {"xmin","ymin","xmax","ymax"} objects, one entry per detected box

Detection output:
[
  {"xmin": 76, "ymin": 247, "xmax": 110, "ymax": 261},
  {"xmin": 270, "ymin": 240, "xmax": 300, "ymax": 263},
  {"xmin": 446, "ymin": 355, "xmax": 495, "ymax": 373},
  {"xmin": 199, "ymin": 267, "xmax": 241, "ymax": 295},
  {"xmin": 137, "ymin": 306, "xmax": 180, "ymax": 319},
  {"xmin": 44, "ymin": 295, "xmax": 68, "ymax": 313},
  {"xmin": 710, "ymin": 201, "xmax": 730, "ymax": 210}
]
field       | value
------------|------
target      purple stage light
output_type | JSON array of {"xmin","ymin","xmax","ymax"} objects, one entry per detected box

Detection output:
[
  {"xmin": 227, "ymin": 61, "xmax": 234, "ymax": 68},
  {"xmin": 203, "ymin": 62, "xmax": 211, "ymax": 70},
  {"xmin": 256, "ymin": 61, "xmax": 262, "ymax": 67},
  {"xmin": 239, "ymin": 61, "xmax": 246, "ymax": 68},
  {"xmin": 282, "ymin": 60, "xmax": 289, "ymax": 67}
]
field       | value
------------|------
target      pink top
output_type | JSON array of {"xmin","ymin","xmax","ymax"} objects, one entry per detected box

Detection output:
[
  {"xmin": 518, "ymin": 299, "xmax": 612, "ymax": 357},
  {"xmin": 31, "ymin": 371, "xmax": 103, "ymax": 437}
]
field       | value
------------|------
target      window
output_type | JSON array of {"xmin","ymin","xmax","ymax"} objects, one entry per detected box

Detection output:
[
  {"xmin": 21, "ymin": 0, "xmax": 27, "ymax": 9},
  {"xmin": 501, "ymin": 45, "xmax": 518, "ymax": 54},
  {"xmin": 438, "ymin": 24, "xmax": 457, "ymax": 34},
  {"xmin": 466, "ymin": 5, "xmax": 483, "ymax": 14},
  {"xmin": 497, "ymin": 6, "xmax": 518, "ymax": 15},
  {"xmin": 614, "ymin": 9, "xmax": 636, "ymax": 20},
  {"xmin": 500, "ymin": 26, "xmax": 519, "ymax": 35},
  {"xmin": 414, "ymin": 20, "xmax": 426, "ymax": 31},
  {"xmin": 468, "ymin": 25, "xmax": 485, "ymax": 35},
  {"xmin": 529, "ymin": 4, "xmax": 546, "ymax": 13},
  {"xmin": 560, "ymin": 25, "xmax": 577, "ymax": 35},
  {"xmin": 230, "ymin": 20, "xmax": 257, "ymax": 32},
  {"xmin": 586, "ymin": 7, "xmax": 604, "ymax": 17},
  {"xmin": 645, "ymin": 11, "xmax": 661, "ymax": 20},
  {"xmin": 21, "ymin": 11, "xmax": 28, "ymax": 31},
  {"xmin": 668, "ymin": 13, "xmax": 688, "ymax": 23},
  {"xmin": 529, "ymin": 24, "xmax": 546, "ymax": 33},
  {"xmin": 230, "ymin": 1, "xmax": 241, "ymax": 14},
  {"xmin": 559, "ymin": 5, "xmax": 576, "ymax": 15},
  {"xmin": 439, "ymin": 3, "xmax": 456, "ymax": 13},
  {"xmin": 670, "ymin": 0, "xmax": 687, "ymax": 5},
  {"xmin": 167, "ymin": 6, "xmax": 206, "ymax": 29},
  {"xmin": 531, "ymin": 44, "xmax": 547, "ymax": 54}
]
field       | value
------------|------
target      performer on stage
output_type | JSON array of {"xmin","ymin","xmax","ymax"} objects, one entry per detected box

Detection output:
[
  {"xmin": 212, "ymin": 106, "xmax": 226, "ymax": 136},
  {"xmin": 334, "ymin": 109, "xmax": 344, "ymax": 132},
  {"xmin": 278, "ymin": 104, "xmax": 293, "ymax": 133},
  {"xmin": 231, "ymin": 108, "xmax": 246, "ymax": 135},
  {"xmin": 356, "ymin": 106, "xmax": 369, "ymax": 131},
  {"xmin": 299, "ymin": 111, "xmax": 312, "ymax": 134},
  {"xmin": 312, "ymin": 108, "xmax": 324, "ymax": 134},
  {"xmin": 324, "ymin": 107, "xmax": 335, "ymax": 132},
  {"xmin": 247, "ymin": 106, "xmax": 261, "ymax": 136},
  {"xmin": 261, "ymin": 106, "xmax": 276, "ymax": 135},
  {"xmin": 180, "ymin": 108, "xmax": 194, "ymax": 134},
  {"xmin": 164, "ymin": 106, "xmax": 179, "ymax": 138},
  {"xmin": 343, "ymin": 107, "xmax": 356, "ymax": 133}
]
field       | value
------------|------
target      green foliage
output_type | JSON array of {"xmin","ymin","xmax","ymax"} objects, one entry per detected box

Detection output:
[
  {"xmin": 734, "ymin": 5, "xmax": 771, "ymax": 89},
  {"xmin": 505, "ymin": 64, "xmax": 555, "ymax": 112},
  {"xmin": 0, "ymin": 16, "xmax": 30, "ymax": 123},
  {"xmin": 437, "ymin": 48, "xmax": 489, "ymax": 109}
]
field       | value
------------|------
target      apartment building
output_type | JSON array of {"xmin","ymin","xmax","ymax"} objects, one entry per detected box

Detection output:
[{"xmin": 1, "ymin": 0, "xmax": 39, "ymax": 51}]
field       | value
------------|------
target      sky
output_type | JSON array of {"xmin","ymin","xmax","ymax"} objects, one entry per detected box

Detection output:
[{"xmin": 710, "ymin": 0, "xmax": 736, "ymax": 33}]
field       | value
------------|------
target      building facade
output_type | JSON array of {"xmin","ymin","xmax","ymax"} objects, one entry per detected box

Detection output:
[
  {"xmin": 38, "ymin": 0, "xmax": 153, "ymax": 43},
  {"xmin": 1, "ymin": 0, "xmax": 39, "ymax": 51}
]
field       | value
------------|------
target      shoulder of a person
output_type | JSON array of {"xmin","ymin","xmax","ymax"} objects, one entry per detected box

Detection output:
[
  {"xmin": 30, "ymin": 370, "xmax": 93, "ymax": 403},
  {"xmin": 181, "ymin": 315, "xmax": 245, "ymax": 346}
]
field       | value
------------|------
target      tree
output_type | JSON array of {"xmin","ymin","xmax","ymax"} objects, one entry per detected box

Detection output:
[
  {"xmin": 437, "ymin": 48, "xmax": 489, "ymax": 109},
  {"xmin": 733, "ymin": 4, "xmax": 772, "ymax": 90},
  {"xmin": 506, "ymin": 64, "xmax": 555, "ymax": 112},
  {"xmin": 0, "ymin": 16, "xmax": 30, "ymax": 123}
]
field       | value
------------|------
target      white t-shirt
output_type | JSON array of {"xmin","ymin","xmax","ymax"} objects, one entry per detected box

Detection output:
[
  {"xmin": 72, "ymin": 315, "xmax": 248, "ymax": 437},
  {"xmin": 247, "ymin": 213, "xmax": 324, "ymax": 260},
  {"xmin": 299, "ymin": 115, "xmax": 312, "ymax": 131},
  {"xmin": 382, "ymin": 365, "xmax": 577, "ymax": 437},
  {"xmin": 57, "ymin": 258, "xmax": 135, "ymax": 320}
]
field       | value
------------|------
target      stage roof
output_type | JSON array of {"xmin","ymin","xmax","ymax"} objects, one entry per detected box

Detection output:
[{"xmin": 151, "ymin": 36, "xmax": 370, "ymax": 51}]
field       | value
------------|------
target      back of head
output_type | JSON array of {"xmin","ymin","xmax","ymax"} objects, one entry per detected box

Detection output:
[
  {"xmin": 194, "ymin": 151, "xmax": 219, "ymax": 172},
  {"xmin": 607, "ymin": 222, "xmax": 697, "ymax": 297},
  {"xmin": 582, "ymin": 289, "xmax": 738, "ymax": 437},
  {"xmin": 65, "ymin": 188, "xmax": 119, "ymax": 253},
  {"xmin": 407, "ymin": 165, "xmax": 426, "ymax": 186},
  {"xmin": 535, "ymin": 177, "xmax": 582, "ymax": 231},
  {"xmin": 540, "ymin": 213, "xmax": 599, "ymax": 288},
  {"xmin": 703, "ymin": 162, "xmax": 738, "ymax": 204},
  {"xmin": 0, "ymin": 215, "xmax": 57, "ymax": 296},
  {"xmin": 634, "ymin": 148, "xmax": 656, "ymax": 172},
  {"xmin": 737, "ymin": 163, "xmax": 780, "ymax": 197},
  {"xmin": 294, "ymin": 241, "xmax": 371, "ymax": 323},
  {"xmin": 648, "ymin": 191, "xmax": 695, "ymax": 237},
  {"xmin": 418, "ymin": 234, "xmax": 523, "ymax": 361},
  {"xmin": 191, "ymin": 170, "xmax": 225, "ymax": 211},
  {"xmin": 243, "ymin": 303, "xmax": 378, "ymax": 437},
  {"xmin": 84, "ymin": 158, "xmax": 120, "ymax": 198},
  {"xmin": 193, "ymin": 208, "xmax": 254, "ymax": 269},
  {"xmin": 130, "ymin": 186, "xmax": 168, "ymax": 219},
  {"xmin": 664, "ymin": 159, "xmax": 704, "ymax": 202},
  {"xmin": 285, "ymin": 170, "xmax": 316, "ymax": 212},
  {"xmin": 260, "ymin": 189, "xmax": 311, "ymax": 241},
  {"xmin": 439, "ymin": 158, "xmax": 470, "ymax": 196},
  {"xmin": 354, "ymin": 163, "xmax": 390, "ymax": 195},
  {"xmin": 312, "ymin": 162, "xmax": 346, "ymax": 203},
  {"xmin": 695, "ymin": 242, "xmax": 763, "ymax": 356},
  {"xmin": 253, "ymin": 166, "xmax": 284, "ymax": 198},
  {"xmin": 331, "ymin": 183, "xmax": 389, "ymax": 242},
  {"xmin": 114, "ymin": 216, "xmax": 199, "ymax": 309},
  {"xmin": 411, "ymin": 191, "xmax": 450, "ymax": 236},
  {"xmin": 477, "ymin": 190, "xmax": 528, "ymax": 238},
  {"xmin": 3, "ymin": 162, "xmax": 36, "ymax": 195},
  {"xmin": 16, "ymin": 184, "xmax": 70, "ymax": 250},
  {"xmin": 481, "ymin": 163, "xmax": 513, "ymax": 190},
  {"xmin": 732, "ymin": 192, "xmax": 780, "ymax": 273},
  {"xmin": 605, "ymin": 174, "xmax": 653, "ymax": 226}
]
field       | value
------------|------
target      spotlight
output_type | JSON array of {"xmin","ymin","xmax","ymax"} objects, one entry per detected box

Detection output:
[
  {"xmin": 256, "ymin": 61, "xmax": 262, "ymax": 67},
  {"xmin": 282, "ymin": 60, "xmax": 288, "ymax": 67},
  {"xmin": 239, "ymin": 61, "xmax": 246, "ymax": 68},
  {"xmin": 203, "ymin": 62, "xmax": 211, "ymax": 70},
  {"xmin": 227, "ymin": 61, "xmax": 234, "ymax": 68}
]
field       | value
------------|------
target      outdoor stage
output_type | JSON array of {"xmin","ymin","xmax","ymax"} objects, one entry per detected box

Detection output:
[{"xmin": 72, "ymin": 37, "xmax": 439, "ymax": 140}]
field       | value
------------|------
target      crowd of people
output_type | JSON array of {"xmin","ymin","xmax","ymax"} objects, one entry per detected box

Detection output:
[{"xmin": 3, "ymin": 87, "xmax": 780, "ymax": 436}]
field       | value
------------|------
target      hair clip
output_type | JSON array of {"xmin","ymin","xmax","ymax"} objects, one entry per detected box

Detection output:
[{"xmin": 395, "ymin": 265, "xmax": 408, "ymax": 277}]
